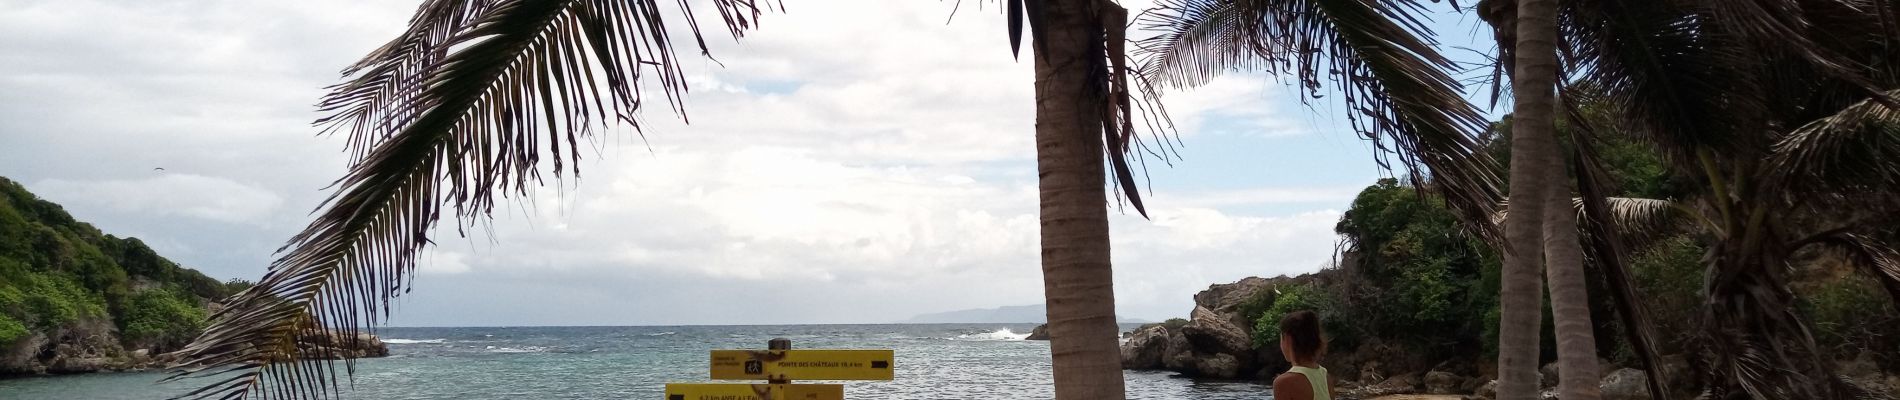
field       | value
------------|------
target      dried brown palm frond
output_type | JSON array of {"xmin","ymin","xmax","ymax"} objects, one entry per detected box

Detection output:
[
  {"xmin": 163, "ymin": 1, "xmax": 771, "ymax": 399},
  {"xmin": 1133, "ymin": 0, "xmax": 1503, "ymax": 241},
  {"xmin": 1767, "ymin": 89, "xmax": 1900, "ymax": 199}
]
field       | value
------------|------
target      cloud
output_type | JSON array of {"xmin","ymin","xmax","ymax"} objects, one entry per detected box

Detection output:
[
  {"xmin": 2, "ymin": 0, "xmax": 1373, "ymax": 325},
  {"xmin": 32, "ymin": 174, "xmax": 284, "ymax": 226}
]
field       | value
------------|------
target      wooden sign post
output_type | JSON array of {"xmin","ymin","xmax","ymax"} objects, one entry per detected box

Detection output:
[{"xmin": 663, "ymin": 338, "xmax": 894, "ymax": 400}]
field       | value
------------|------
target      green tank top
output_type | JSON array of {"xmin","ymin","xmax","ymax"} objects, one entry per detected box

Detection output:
[{"xmin": 1287, "ymin": 365, "xmax": 1331, "ymax": 400}]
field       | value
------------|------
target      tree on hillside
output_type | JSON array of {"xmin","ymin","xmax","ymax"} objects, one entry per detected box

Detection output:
[{"xmin": 162, "ymin": 1, "xmax": 1172, "ymax": 398}]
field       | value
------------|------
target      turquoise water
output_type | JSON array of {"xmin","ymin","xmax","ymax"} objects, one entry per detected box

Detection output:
[{"xmin": 0, "ymin": 324, "xmax": 1268, "ymax": 399}]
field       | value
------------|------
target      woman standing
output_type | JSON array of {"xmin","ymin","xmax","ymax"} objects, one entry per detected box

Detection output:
[{"xmin": 1272, "ymin": 311, "xmax": 1336, "ymax": 400}]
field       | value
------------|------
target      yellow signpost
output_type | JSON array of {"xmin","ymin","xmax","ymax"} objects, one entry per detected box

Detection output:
[
  {"xmin": 664, "ymin": 339, "xmax": 892, "ymax": 399},
  {"xmin": 663, "ymin": 383, "xmax": 843, "ymax": 400},
  {"xmin": 708, "ymin": 349, "xmax": 895, "ymax": 381}
]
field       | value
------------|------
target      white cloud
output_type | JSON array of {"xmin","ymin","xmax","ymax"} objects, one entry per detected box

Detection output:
[
  {"xmin": 2, "ymin": 0, "xmax": 1366, "ymax": 324},
  {"xmin": 32, "ymin": 174, "xmax": 284, "ymax": 226}
]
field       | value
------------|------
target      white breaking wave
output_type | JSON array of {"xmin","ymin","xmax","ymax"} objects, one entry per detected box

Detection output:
[
  {"xmin": 383, "ymin": 338, "xmax": 447, "ymax": 344},
  {"xmin": 485, "ymin": 345, "xmax": 549, "ymax": 353},
  {"xmin": 645, "ymin": 331, "xmax": 677, "ymax": 336},
  {"xmin": 953, "ymin": 328, "xmax": 1030, "ymax": 341}
]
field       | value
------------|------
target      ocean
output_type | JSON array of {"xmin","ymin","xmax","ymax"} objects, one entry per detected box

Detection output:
[{"xmin": 0, "ymin": 324, "xmax": 1269, "ymax": 399}]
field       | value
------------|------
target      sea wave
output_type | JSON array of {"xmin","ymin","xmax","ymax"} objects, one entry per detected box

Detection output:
[
  {"xmin": 384, "ymin": 338, "xmax": 447, "ymax": 344},
  {"xmin": 645, "ymin": 331, "xmax": 676, "ymax": 336},
  {"xmin": 952, "ymin": 328, "xmax": 1030, "ymax": 341},
  {"xmin": 485, "ymin": 345, "xmax": 549, "ymax": 353}
]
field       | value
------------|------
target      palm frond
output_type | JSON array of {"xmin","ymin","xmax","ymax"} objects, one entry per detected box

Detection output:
[
  {"xmin": 1570, "ymin": 121, "xmax": 1673, "ymax": 400},
  {"xmin": 1131, "ymin": 0, "xmax": 1262, "ymax": 88},
  {"xmin": 1574, "ymin": 197, "xmax": 1686, "ymax": 248},
  {"xmin": 1562, "ymin": 0, "xmax": 1766, "ymax": 165},
  {"xmin": 1134, "ymin": 0, "xmax": 1503, "ymax": 241},
  {"xmin": 1765, "ymin": 88, "xmax": 1900, "ymax": 201},
  {"xmin": 1697, "ymin": 0, "xmax": 1891, "ymax": 100},
  {"xmin": 164, "ymin": 1, "xmax": 767, "ymax": 398},
  {"xmin": 1803, "ymin": 231, "xmax": 1900, "ymax": 305}
]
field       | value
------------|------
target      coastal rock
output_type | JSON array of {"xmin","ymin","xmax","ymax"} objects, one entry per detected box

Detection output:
[
  {"xmin": 1192, "ymin": 277, "xmax": 1273, "ymax": 329},
  {"xmin": 296, "ymin": 330, "xmax": 389, "ymax": 360},
  {"xmin": 1195, "ymin": 353, "xmax": 1241, "ymax": 379},
  {"xmin": 1475, "ymin": 380, "xmax": 1498, "ymax": 400},
  {"xmin": 1540, "ymin": 362, "xmax": 1559, "ymax": 389},
  {"xmin": 1121, "ymin": 324, "xmax": 1168, "ymax": 369},
  {"xmin": 1353, "ymin": 372, "xmax": 1420, "ymax": 398},
  {"xmin": 0, "ymin": 332, "xmax": 49, "ymax": 373},
  {"xmin": 1180, "ymin": 306, "xmax": 1252, "ymax": 360},
  {"xmin": 1026, "ymin": 324, "xmax": 1050, "ymax": 341},
  {"xmin": 1162, "ymin": 331, "xmax": 1197, "ymax": 371},
  {"xmin": 1425, "ymin": 371, "xmax": 1461, "ymax": 394},
  {"xmin": 1599, "ymin": 368, "xmax": 1651, "ymax": 400}
]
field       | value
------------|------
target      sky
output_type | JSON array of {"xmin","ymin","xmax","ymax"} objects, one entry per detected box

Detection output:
[{"xmin": 0, "ymin": 0, "xmax": 1498, "ymax": 326}]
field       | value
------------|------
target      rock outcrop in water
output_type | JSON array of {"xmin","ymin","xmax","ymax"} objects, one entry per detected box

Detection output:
[
  {"xmin": 1025, "ymin": 324, "xmax": 1050, "ymax": 341},
  {"xmin": 298, "ymin": 330, "xmax": 390, "ymax": 360},
  {"xmin": 1119, "ymin": 276, "xmax": 1284, "ymax": 379}
]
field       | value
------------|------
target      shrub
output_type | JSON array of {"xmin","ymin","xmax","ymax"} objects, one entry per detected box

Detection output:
[
  {"xmin": 118, "ymin": 288, "xmax": 208, "ymax": 350},
  {"xmin": 1630, "ymin": 235, "xmax": 1706, "ymax": 354},
  {"xmin": 1799, "ymin": 269, "xmax": 1900, "ymax": 368},
  {"xmin": 1252, "ymin": 284, "xmax": 1354, "ymax": 351},
  {"xmin": 0, "ymin": 314, "xmax": 25, "ymax": 345}
]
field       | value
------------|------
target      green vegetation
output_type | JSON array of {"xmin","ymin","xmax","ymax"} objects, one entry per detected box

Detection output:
[
  {"xmin": 1249, "ymin": 284, "xmax": 1354, "ymax": 351},
  {"xmin": 0, "ymin": 177, "xmax": 244, "ymax": 358},
  {"xmin": 1244, "ymin": 173, "xmax": 1900, "ymax": 379}
]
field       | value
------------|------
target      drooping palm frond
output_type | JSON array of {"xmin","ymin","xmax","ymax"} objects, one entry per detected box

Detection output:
[
  {"xmin": 1766, "ymin": 89, "xmax": 1900, "ymax": 201},
  {"xmin": 1569, "ymin": 117, "xmax": 1673, "ymax": 400},
  {"xmin": 1802, "ymin": 231, "xmax": 1900, "ymax": 305},
  {"xmin": 164, "ymin": 1, "xmax": 769, "ymax": 399},
  {"xmin": 1134, "ymin": 0, "xmax": 1503, "ymax": 241},
  {"xmin": 1561, "ymin": 0, "xmax": 1765, "ymax": 165},
  {"xmin": 1585, "ymin": 197, "xmax": 1688, "ymax": 244}
]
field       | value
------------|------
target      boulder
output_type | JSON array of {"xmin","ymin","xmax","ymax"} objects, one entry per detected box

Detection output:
[
  {"xmin": 1425, "ymin": 370, "xmax": 1463, "ymax": 394},
  {"xmin": 1599, "ymin": 368, "xmax": 1652, "ymax": 400},
  {"xmin": 1026, "ymin": 324, "xmax": 1050, "ymax": 341},
  {"xmin": 1475, "ymin": 380, "xmax": 1499, "ymax": 400},
  {"xmin": 1540, "ymin": 362, "xmax": 1559, "ymax": 389},
  {"xmin": 1354, "ymin": 372, "xmax": 1420, "ymax": 398},
  {"xmin": 47, "ymin": 356, "xmax": 110, "ymax": 374},
  {"xmin": 1162, "ymin": 331, "xmax": 1197, "ymax": 371},
  {"xmin": 1195, "ymin": 353, "xmax": 1241, "ymax": 379},
  {"xmin": 1120, "ymin": 324, "xmax": 1168, "ymax": 369},
  {"xmin": 1179, "ymin": 306, "xmax": 1253, "ymax": 359},
  {"xmin": 1192, "ymin": 277, "xmax": 1274, "ymax": 329}
]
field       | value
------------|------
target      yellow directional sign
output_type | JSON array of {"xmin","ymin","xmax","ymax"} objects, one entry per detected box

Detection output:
[
  {"xmin": 709, "ymin": 349, "xmax": 895, "ymax": 381},
  {"xmin": 664, "ymin": 383, "xmax": 843, "ymax": 400}
]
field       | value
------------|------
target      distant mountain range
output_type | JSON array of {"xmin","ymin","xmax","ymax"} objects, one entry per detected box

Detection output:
[{"xmin": 901, "ymin": 304, "xmax": 1150, "ymax": 324}]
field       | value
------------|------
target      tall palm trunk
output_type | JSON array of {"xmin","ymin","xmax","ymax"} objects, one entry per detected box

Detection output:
[
  {"xmin": 1543, "ymin": 150, "xmax": 1601, "ymax": 400},
  {"xmin": 1499, "ymin": 0, "xmax": 1561, "ymax": 397},
  {"xmin": 1033, "ymin": 1, "xmax": 1126, "ymax": 399}
]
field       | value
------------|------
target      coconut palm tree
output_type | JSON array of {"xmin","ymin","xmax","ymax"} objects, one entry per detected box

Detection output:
[
  {"xmin": 1130, "ymin": 0, "xmax": 1579, "ymax": 397},
  {"xmin": 160, "ymin": 0, "xmax": 1166, "ymax": 398},
  {"xmin": 1498, "ymin": 0, "xmax": 1900, "ymax": 396}
]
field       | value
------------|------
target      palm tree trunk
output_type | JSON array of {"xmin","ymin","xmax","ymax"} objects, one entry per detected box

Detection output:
[
  {"xmin": 1499, "ymin": 0, "xmax": 1561, "ymax": 397},
  {"xmin": 1033, "ymin": 1, "xmax": 1125, "ymax": 399},
  {"xmin": 1543, "ymin": 149, "xmax": 1601, "ymax": 400}
]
